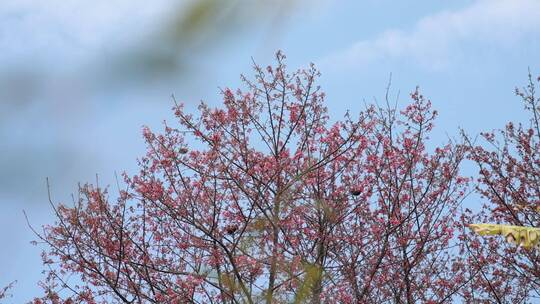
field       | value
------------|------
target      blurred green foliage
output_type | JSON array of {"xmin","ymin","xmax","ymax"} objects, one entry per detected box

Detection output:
[{"xmin": 113, "ymin": 0, "xmax": 296, "ymax": 82}]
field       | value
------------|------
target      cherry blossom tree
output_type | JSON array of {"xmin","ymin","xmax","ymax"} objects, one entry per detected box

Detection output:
[
  {"xmin": 30, "ymin": 52, "xmax": 469, "ymax": 303},
  {"xmin": 461, "ymin": 72, "xmax": 540, "ymax": 303},
  {"xmin": 328, "ymin": 89, "xmax": 469, "ymax": 303},
  {"xmin": 0, "ymin": 281, "xmax": 15, "ymax": 302}
]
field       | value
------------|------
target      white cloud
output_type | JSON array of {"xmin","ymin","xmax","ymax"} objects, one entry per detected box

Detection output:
[
  {"xmin": 0, "ymin": 0, "xmax": 180, "ymax": 69},
  {"xmin": 321, "ymin": 0, "xmax": 540, "ymax": 70}
]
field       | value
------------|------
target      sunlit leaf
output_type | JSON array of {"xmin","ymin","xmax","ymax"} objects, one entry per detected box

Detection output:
[{"xmin": 469, "ymin": 223, "xmax": 540, "ymax": 249}]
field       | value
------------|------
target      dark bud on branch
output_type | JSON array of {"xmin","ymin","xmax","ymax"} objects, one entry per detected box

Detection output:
[
  {"xmin": 350, "ymin": 189, "xmax": 362, "ymax": 196},
  {"xmin": 225, "ymin": 224, "xmax": 238, "ymax": 235}
]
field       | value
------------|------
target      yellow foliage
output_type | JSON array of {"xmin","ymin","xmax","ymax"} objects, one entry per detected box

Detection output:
[
  {"xmin": 220, "ymin": 272, "xmax": 239, "ymax": 293},
  {"xmin": 293, "ymin": 263, "xmax": 323, "ymax": 304},
  {"xmin": 469, "ymin": 223, "xmax": 540, "ymax": 249}
]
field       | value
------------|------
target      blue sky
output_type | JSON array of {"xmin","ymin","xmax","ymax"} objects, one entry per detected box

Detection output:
[{"xmin": 1, "ymin": 0, "xmax": 539, "ymax": 301}]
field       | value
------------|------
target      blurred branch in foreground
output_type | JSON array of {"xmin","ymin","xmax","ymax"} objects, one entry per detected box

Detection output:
[{"xmin": 102, "ymin": 0, "xmax": 297, "ymax": 85}]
